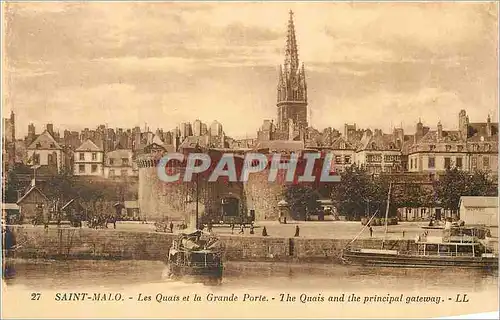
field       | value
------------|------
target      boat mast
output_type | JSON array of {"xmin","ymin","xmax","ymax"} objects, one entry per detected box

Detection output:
[
  {"xmin": 195, "ymin": 143, "xmax": 201, "ymax": 230},
  {"xmin": 381, "ymin": 182, "xmax": 392, "ymax": 249}
]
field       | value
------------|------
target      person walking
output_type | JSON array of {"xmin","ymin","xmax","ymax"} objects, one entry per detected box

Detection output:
[
  {"xmin": 369, "ymin": 226, "xmax": 373, "ymax": 237},
  {"xmin": 238, "ymin": 224, "xmax": 244, "ymax": 234},
  {"xmin": 249, "ymin": 225, "xmax": 255, "ymax": 234},
  {"xmin": 294, "ymin": 225, "xmax": 300, "ymax": 237},
  {"xmin": 231, "ymin": 223, "xmax": 235, "ymax": 234},
  {"xmin": 169, "ymin": 221, "xmax": 174, "ymax": 233}
]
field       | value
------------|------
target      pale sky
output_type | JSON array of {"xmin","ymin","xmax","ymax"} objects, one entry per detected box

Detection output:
[{"xmin": 3, "ymin": 1, "xmax": 499, "ymax": 139}]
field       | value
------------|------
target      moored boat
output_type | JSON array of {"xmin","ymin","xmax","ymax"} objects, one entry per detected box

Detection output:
[
  {"xmin": 165, "ymin": 230, "xmax": 224, "ymax": 282},
  {"xmin": 342, "ymin": 228, "xmax": 498, "ymax": 269},
  {"xmin": 341, "ymin": 183, "xmax": 498, "ymax": 269}
]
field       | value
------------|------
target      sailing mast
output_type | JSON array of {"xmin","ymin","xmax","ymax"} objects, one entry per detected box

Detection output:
[
  {"xmin": 195, "ymin": 143, "xmax": 201, "ymax": 230},
  {"xmin": 381, "ymin": 182, "xmax": 392, "ymax": 249}
]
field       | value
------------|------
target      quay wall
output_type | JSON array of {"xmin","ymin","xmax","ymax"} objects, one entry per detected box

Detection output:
[{"xmin": 8, "ymin": 226, "xmax": 417, "ymax": 263}]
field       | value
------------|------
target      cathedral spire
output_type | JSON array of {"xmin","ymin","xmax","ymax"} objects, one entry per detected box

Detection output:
[{"xmin": 284, "ymin": 10, "xmax": 299, "ymax": 73}]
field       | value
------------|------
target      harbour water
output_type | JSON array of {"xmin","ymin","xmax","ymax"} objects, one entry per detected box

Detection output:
[
  {"xmin": 2, "ymin": 259, "xmax": 498, "ymax": 292},
  {"xmin": 2, "ymin": 259, "xmax": 498, "ymax": 318}
]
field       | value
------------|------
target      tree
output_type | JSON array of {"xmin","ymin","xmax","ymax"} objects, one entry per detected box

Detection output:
[
  {"xmin": 331, "ymin": 165, "xmax": 372, "ymax": 220},
  {"xmin": 435, "ymin": 168, "xmax": 497, "ymax": 210},
  {"xmin": 284, "ymin": 184, "xmax": 320, "ymax": 221},
  {"xmin": 3, "ymin": 170, "xmax": 21, "ymax": 203}
]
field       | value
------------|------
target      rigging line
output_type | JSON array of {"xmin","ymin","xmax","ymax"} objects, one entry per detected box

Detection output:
[{"xmin": 345, "ymin": 209, "xmax": 380, "ymax": 248}]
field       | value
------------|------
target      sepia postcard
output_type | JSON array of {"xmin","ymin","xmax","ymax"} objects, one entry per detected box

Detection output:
[{"xmin": 1, "ymin": 1, "xmax": 499, "ymax": 319}]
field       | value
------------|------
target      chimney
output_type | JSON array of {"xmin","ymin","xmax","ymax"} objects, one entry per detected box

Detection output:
[
  {"xmin": 46, "ymin": 123, "xmax": 54, "ymax": 137},
  {"xmin": 487, "ymin": 114, "xmax": 492, "ymax": 137},
  {"xmin": 437, "ymin": 121, "xmax": 443, "ymax": 140}
]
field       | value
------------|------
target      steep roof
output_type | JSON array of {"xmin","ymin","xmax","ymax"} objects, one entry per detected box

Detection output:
[
  {"xmin": 467, "ymin": 122, "xmax": 498, "ymax": 142},
  {"xmin": 27, "ymin": 130, "xmax": 62, "ymax": 150},
  {"xmin": 179, "ymin": 136, "xmax": 209, "ymax": 149},
  {"xmin": 16, "ymin": 185, "xmax": 49, "ymax": 204},
  {"xmin": 330, "ymin": 136, "xmax": 355, "ymax": 150},
  {"xmin": 459, "ymin": 196, "xmax": 498, "ymax": 209},
  {"xmin": 419, "ymin": 130, "xmax": 462, "ymax": 144},
  {"xmin": 76, "ymin": 139, "xmax": 102, "ymax": 152},
  {"xmin": 358, "ymin": 133, "xmax": 399, "ymax": 151}
]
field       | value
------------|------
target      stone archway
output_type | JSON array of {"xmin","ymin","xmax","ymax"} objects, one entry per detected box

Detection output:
[{"xmin": 221, "ymin": 195, "xmax": 240, "ymax": 218}]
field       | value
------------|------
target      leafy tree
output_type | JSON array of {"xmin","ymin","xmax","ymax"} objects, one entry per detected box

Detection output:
[
  {"xmin": 3, "ymin": 170, "xmax": 21, "ymax": 203},
  {"xmin": 435, "ymin": 168, "xmax": 497, "ymax": 210},
  {"xmin": 284, "ymin": 184, "xmax": 320, "ymax": 221},
  {"xmin": 331, "ymin": 165, "xmax": 373, "ymax": 220}
]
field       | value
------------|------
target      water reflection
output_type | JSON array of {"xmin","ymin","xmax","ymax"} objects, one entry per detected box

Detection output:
[{"xmin": 3, "ymin": 259, "xmax": 498, "ymax": 293}]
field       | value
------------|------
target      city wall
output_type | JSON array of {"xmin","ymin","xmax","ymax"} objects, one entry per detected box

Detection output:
[{"xmin": 7, "ymin": 226, "xmax": 416, "ymax": 263}]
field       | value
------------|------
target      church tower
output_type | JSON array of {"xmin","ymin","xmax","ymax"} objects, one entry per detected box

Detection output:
[{"xmin": 276, "ymin": 10, "xmax": 308, "ymax": 139}]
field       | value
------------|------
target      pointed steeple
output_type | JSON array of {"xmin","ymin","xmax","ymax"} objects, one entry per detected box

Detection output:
[
  {"xmin": 284, "ymin": 10, "xmax": 299, "ymax": 73},
  {"xmin": 276, "ymin": 10, "xmax": 308, "ymax": 137}
]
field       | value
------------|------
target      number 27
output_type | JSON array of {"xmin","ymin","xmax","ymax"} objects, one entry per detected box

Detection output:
[{"xmin": 31, "ymin": 293, "xmax": 41, "ymax": 300}]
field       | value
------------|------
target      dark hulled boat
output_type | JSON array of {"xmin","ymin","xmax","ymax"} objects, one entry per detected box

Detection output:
[
  {"xmin": 166, "ymin": 230, "xmax": 224, "ymax": 282},
  {"xmin": 342, "ymin": 229, "xmax": 498, "ymax": 269},
  {"xmin": 341, "ymin": 183, "xmax": 498, "ymax": 269}
]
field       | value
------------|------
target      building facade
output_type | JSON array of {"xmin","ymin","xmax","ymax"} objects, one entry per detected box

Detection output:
[
  {"xmin": 73, "ymin": 139, "xmax": 104, "ymax": 176},
  {"xmin": 26, "ymin": 130, "xmax": 64, "ymax": 173},
  {"xmin": 407, "ymin": 110, "xmax": 498, "ymax": 175},
  {"xmin": 103, "ymin": 149, "xmax": 138, "ymax": 178}
]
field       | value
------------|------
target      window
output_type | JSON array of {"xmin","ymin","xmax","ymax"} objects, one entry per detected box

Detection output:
[
  {"xmin": 445, "ymin": 145, "xmax": 451, "ymax": 152},
  {"xmin": 472, "ymin": 157, "xmax": 477, "ymax": 169},
  {"xmin": 122, "ymin": 158, "xmax": 129, "ymax": 166},
  {"xmin": 428, "ymin": 157, "xmax": 435, "ymax": 168},
  {"xmin": 92, "ymin": 153, "xmax": 97, "ymax": 161},
  {"xmin": 79, "ymin": 153, "xmax": 85, "ymax": 161},
  {"xmin": 344, "ymin": 155, "xmax": 351, "ymax": 164},
  {"xmin": 456, "ymin": 157, "xmax": 463, "ymax": 168},
  {"xmin": 109, "ymin": 169, "xmax": 115, "ymax": 177},
  {"xmin": 33, "ymin": 154, "xmax": 40, "ymax": 165},
  {"xmin": 410, "ymin": 158, "xmax": 414, "ymax": 169},
  {"xmin": 91, "ymin": 164, "xmax": 98, "ymax": 173},
  {"xmin": 109, "ymin": 158, "xmax": 114, "ymax": 165},
  {"xmin": 483, "ymin": 157, "xmax": 490, "ymax": 168},
  {"xmin": 429, "ymin": 145, "xmax": 436, "ymax": 151},
  {"xmin": 121, "ymin": 169, "xmax": 128, "ymax": 176},
  {"xmin": 335, "ymin": 156, "xmax": 342, "ymax": 164},
  {"xmin": 79, "ymin": 164, "xmax": 85, "ymax": 173},
  {"xmin": 457, "ymin": 145, "xmax": 464, "ymax": 152},
  {"xmin": 50, "ymin": 143, "xmax": 55, "ymax": 148},
  {"xmin": 444, "ymin": 157, "xmax": 451, "ymax": 169},
  {"xmin": 36, "ymin": 142, "xmax": 41, "ymax": 148}
]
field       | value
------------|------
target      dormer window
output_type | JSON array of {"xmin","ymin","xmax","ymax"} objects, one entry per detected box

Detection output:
[
  {"xmin": 457, "ymin": 145, "xmax": 463, "ymax": 152},
  {"xmin": 50, "ymin": 143, "xmax": 55, "ymax": 148},
  {"xmin": 36, "ymin": 142, "xmax": 41, "ymax": 148},
  {"xmin": 445, "ymin": 145, "xmax": 451, "ymax": 152},
  {"xmin": 429, "ymin": 145, "xmax": 436, "ymax": 151}
]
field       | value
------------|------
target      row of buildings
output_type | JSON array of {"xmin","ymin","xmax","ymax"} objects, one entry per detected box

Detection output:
[{"xmin": 3, "ymin": 116, "xmax": 230, "ymax": 179}]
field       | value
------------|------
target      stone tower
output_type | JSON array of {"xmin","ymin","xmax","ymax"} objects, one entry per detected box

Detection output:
[{"xmin": 276, "ymin": 10, "xmax": 308, "ymax": 138}]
